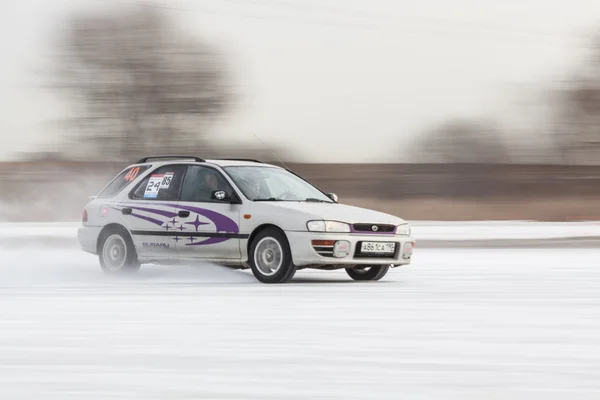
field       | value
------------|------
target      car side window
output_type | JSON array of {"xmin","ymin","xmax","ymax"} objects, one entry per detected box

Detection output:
[
  {"xmin": 98, "ymin": 165, "xmax": 151, "ymax": 198},
  {"xmin": 180, "ymin": 165, "xmax": 235, "ymax": 202},
  {"xmin": 130, "ymin": 165, "xmax": 187, "ymax": 201}
]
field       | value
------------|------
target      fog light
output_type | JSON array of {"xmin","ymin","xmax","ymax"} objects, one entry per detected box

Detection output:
[
  {"xmin": 402, "ymin": 242, "xmax": 414, "ymax": 259},
  {"xmin": 333, "ymin": 240, "xmax": 350, "ymax": 258}
]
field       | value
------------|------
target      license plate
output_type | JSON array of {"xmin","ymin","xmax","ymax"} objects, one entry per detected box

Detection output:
[{"xmin": 360, "ymin": 242, "xmax": 396, "ymax": 253}]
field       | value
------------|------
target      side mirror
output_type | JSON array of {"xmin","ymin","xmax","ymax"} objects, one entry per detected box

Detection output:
[
  {"xmin": 211, "ymin": 190, "xmax": 231, "ymax": 202},
  {"xmin": 327, "ymin": 193, "xmax": 338, "ymax": 202}
]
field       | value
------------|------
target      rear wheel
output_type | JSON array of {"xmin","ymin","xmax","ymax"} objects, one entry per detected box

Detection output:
[
  {"xmin": 249, "ymin": 228, "xmax": 296, "ymax": 283},
  {"xmin": 346, "ymin": 265, "xmax": 389, "ymax": 281},
  {"xmin": 98, "ymin": 229, "xmax": 140, "ymax": 274}
]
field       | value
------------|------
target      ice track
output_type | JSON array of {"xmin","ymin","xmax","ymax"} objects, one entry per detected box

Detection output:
[{"xmin": 1, "ymin": 243, "xmax": 600, "ymax": 399}]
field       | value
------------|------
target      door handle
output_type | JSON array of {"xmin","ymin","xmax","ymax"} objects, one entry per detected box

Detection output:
[
  {"xmin": 122, "ymin": 208, "xmax": 132, "ymax": 215},
  {"xmin": 178, "ymin": 210, "xmax": 190, "ymax": 218}
]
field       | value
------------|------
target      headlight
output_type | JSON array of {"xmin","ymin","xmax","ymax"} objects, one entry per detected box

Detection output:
[
  {"xmin": 307, "ymin": 220, "xmax": 351, "ymax": 233},
  {"xmin": 396, "ymin": 224, "xmax": 411, "ymax": 235}
]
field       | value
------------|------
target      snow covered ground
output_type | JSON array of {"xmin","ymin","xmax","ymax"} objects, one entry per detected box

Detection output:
[
  {"xmin": 0, "ymin": 222, "xmax": 78, "ymax": 239},
  {"xmin": 411, "ymin": 220, "xmax": 600, "ymax": 240},
  {"xmin": 1, "ymin": 237, "xmax": 600, "ymax": 399}
]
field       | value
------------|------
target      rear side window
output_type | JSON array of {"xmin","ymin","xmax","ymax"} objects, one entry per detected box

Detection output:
[
  {"xmin": 98, "ymin": 165, "xmax": 151, "ymax": 198},
  {"xmin": 130, "ymin": 165, "xmax": 187, "ymax": 201}
]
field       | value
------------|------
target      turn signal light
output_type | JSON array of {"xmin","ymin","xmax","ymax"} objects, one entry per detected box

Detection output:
[
  {"xmin": 311, "ymin": 240, "xmax": 336, "ymax": 246},
  {"xmin": 82, "ymin": 209, "xmax": 88, "ymax": 223}
]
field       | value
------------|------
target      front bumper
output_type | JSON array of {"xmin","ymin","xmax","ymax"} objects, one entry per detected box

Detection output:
[
  {"xmin": 77, "ymin": 225, "xmax": 102, "ymax": 255},
  {"xmin": 285, "ymin": 231, "xmax": 415, "ymax": 267}
]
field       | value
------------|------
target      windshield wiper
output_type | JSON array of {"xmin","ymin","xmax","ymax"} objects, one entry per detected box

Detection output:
[
  {"xmin": 254, "ymin": 198, "xmax": 284, "ymax": 202},
  {"xmin": 304, "ymin": 198, "xmax": 331, "ymax": 203}
]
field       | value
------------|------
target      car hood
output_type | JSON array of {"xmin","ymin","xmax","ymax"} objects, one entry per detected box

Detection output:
[{"xmin": 265, "ymin": 202, "xmax": 406, "ymax": 225}]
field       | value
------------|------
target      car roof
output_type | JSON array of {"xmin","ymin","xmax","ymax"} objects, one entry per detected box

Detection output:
[
  {"xmin": 129, "ymin": 157, "xmax": 283, "ymax": 169},
  {"xmin": 206, "ymin": 159, "xmax": 282, "ymax": 168}
]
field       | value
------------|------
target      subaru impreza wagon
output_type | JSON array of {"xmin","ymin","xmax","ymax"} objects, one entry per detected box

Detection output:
[{"xmin": 77, "ymin": 156, "xmax": 415, "ymax": 283}]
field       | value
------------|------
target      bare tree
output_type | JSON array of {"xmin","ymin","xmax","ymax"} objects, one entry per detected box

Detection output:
[
  {"xmin": 413, "ymin": 119, "xmax": 510, "ymax": 164},
  {"xmin": 53, "ymin": 5, "xmax": 231, "ymax": 161},
  {"xmin": 553, "ymin": 34, "xmax": 600, "ymax": 164}
]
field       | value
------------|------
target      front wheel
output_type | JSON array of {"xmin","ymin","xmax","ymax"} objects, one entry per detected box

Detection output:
[
  {"xmin": 98, "ymin": 229, "xmax": 140, "ymax": 274},
  {"xmin": 345, "ymin": 265, "xmax": 389, "ymax": 281},
  {"xmin": 249, "ymin": 228, "xmax": 296, "ymax": 283}
]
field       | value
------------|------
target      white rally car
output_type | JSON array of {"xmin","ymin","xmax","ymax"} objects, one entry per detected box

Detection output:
[{"xmin": 77, "ymin": 156, "xmax": 415, "ymax": 283}]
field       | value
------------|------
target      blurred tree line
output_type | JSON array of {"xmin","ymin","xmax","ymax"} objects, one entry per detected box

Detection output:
[
  {"xmin": 1, "ymin": 3, "xmax": 598, "ymax": 221},
  {"xmin": 415, "ymin": 119, "xmax": 511, "ymax": 163},
  {"xmin": 48, "ymin": 3, "xmax": 600, "ymax": 166},
  {"xmin": 553, "ymin": 35, "xmax": 600, "ymax": 165},
  {"xmin": 413, "ymin": 36, "xmax": 600, "ymax": 165},
  {"xmin": 53, "ymin": 5, "xmax": 232, "ymax": 162}
]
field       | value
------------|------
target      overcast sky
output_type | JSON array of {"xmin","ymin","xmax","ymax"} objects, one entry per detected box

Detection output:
[{"xmin": 1, "ymin": 0, "xmax": 600, "ymax": 162}]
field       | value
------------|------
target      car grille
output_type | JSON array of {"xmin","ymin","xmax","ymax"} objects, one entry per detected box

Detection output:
[{"xmin": 352, "ymin": 223, "xmax": 395, "ymax": 233}]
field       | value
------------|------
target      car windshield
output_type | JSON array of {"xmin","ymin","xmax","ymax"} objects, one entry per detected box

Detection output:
[{"xmin": 223, "ymin": 166, "xmax": 334, "ymax": 202}]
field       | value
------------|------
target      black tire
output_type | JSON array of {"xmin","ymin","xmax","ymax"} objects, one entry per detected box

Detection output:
[
  {"xmin": 345, "ymin": 265, "xmax": 390, "ymax": 281},
  {"xmin": 98, "ymin": 227, "xmax": 140, "ymax": 274},
  {"xmin": 249, "ymin": 228, "xmax": 296, "ymax": 283}
]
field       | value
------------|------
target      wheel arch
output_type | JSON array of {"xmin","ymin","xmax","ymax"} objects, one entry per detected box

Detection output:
[
  {"xmin": 245, "ymin": 223, "xmax": 297, "ymax": 283},
  {"xmin": 96, "ymin": 223, "xmax": 134, "ymax": 254},
  {"xmin": 246, "ymin": 223, "xmax": 288, "ymax": 255}
]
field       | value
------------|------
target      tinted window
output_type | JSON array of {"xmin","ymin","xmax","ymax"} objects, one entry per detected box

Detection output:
[
  {"xmin": 98, "ymin": 165, "xmax": 151, "ymax": 198},
  {"xmin": 180, "ymin": 165, "xmax": 235, "ymax": 202},
  {"xmin": 131, "ymin": 165, "xmax": 187, "ymax": 201}
]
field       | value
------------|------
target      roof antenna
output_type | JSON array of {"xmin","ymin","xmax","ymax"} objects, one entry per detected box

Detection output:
[{"xmin": 253, "ymin": 134, "xmax": 290, "ymax": 170}]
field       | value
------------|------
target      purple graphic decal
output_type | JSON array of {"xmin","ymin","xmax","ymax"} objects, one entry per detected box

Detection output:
[
  {"xmin": 175, "ymin": 205, "xmax": 240, "ymax": 246},
  {"xmin": 175, "ymin": 204, "xmax": 239, "ymax": 233},
  {"xmin": 186, "ymin": 236, "xmax": 230, "ymax": 246},
  {"xmin": 122, "ymin": 206, "xmax": 178, "ymax": 219},
  {"xmin": 130, "ymin": 213, "xmax": 164, "ymax": 226},
  {"xmin": 185, "ymin": 215, "xmax": 209, "ymax": 232},
  {"xmin": 111, "ymin": 207, "xmax": 164, "ymax": 226},
  {"xmin": 120, "ymin": 203, "xmax": 242, "ymax": 246},
  {"xmin": 148, "ymin": 203, "xmax": 239, "ymax": 233},
  {"xmin": 132, "ymin": 213, "xmax": 165, "ymax": 226}
]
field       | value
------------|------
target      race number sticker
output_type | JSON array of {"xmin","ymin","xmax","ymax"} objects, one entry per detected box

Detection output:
[
  {"xmin": 159, "ymin": 172, "xmax": 174, "ymax": 189},
  {"xmin": 144, "ymin": 174, "xmax": 164, "ymax": 198}
]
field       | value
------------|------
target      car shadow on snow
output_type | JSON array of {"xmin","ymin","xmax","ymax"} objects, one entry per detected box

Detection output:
[
  {"xmin": 80, "ymin": 263, "xmax": 401, "ymax": 286},
  {"xmin": 288, "ymin": 276, "xmax": 398, "ymax": 284}
]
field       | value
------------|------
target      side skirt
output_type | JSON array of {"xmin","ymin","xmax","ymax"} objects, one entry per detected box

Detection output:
[{"xmin": 137, "ymin": 256, "xmax": 248, "ymax": 269}]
